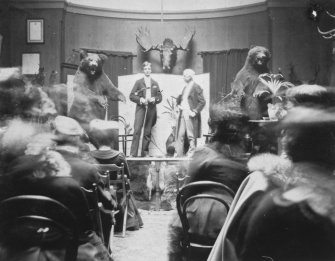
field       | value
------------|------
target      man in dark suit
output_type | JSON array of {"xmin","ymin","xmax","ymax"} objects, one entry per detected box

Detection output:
[
  {"xmin": 129, "ymin": 61, "xmax": 162, "ymax": 157},
  {"xmin": 176, "ymin": 69, "xmax": 206, "ymax": 157}
]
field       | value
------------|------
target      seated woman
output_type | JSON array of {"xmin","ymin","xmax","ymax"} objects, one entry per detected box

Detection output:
[
  {"xmin": 209, "ymin": 106, "xmax": 335, "ymax": 261},
  {"xmin": 89, "ymin": 119, "xmax": 143, "ymax": 233},
  {"xmin": 240, "ymin": 107, "xmax": 335, "ymax": 261},
  {"xmin": 168, "ymin": 105, "xmax": 250, "ymax": 261},
  {"xmin": 285, "ymin": 84, "xmax": 335, "ymax": 109},
  {"xmin": 0, "ymin": 123, "xmax": 112, "ymax": 261}
]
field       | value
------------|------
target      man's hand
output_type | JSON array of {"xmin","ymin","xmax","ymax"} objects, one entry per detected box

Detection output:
[
  {"xmin": 189, "ymin": 110, "xmax": 196, "ymax": 117},
  {"xmin": 140, "ymin": 97, "xmax": 147, "ymax": 105},
  {"xmin": 148, "ymin": 97, "xmax": 156, "ymax": 103},
  {"xmin": 177, "ymin": 105, "xmax": 184, "ymax": 111}
]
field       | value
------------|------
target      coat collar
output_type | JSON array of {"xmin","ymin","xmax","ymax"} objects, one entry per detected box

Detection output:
[
  {"xmin": 141, "ymin": 77, "xmax": 153, "ymax": 86},
  {"xmin": 182, "ymin": 81, "xmax": 195, "ymax": 95}
]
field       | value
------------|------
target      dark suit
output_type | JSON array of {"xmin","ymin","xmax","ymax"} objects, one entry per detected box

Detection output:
[
  {"xmin": 129, "ymin": 77, "xmax": 162, "ymax": 156},
  {"xmin": 176, "ymin": 82, "xmax": 205, "ymax": 156}
]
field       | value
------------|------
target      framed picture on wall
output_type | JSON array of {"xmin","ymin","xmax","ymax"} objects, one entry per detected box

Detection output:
[
  {"xmin": 27, "ymin": 19, "xmax": 44, "ymax": 43},
  {"xmin": 22, "ymin": 53, "xmax": 40, "ymax": 75}
]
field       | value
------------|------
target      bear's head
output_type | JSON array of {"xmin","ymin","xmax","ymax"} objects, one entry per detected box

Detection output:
[
  {"xmin": 78, "ymin": 50, "xmax": 108, "ymax": 82},
  {"xmin": 247, "ymin": 46, "xmax": 271, "ymax": 73}
]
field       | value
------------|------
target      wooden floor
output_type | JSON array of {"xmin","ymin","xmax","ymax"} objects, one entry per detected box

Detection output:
[{"xmin": 112, "ymin": 209, "xmax": 174, "ymax": 261}]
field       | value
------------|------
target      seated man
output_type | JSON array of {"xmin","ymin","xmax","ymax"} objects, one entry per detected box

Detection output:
[
  {"xmin": 89, "ymin": 119, "xmax": 143, "ymax": 233},
  {"xmin": 89, "ymin": 119, "xmax": 131, "ymax": 178}
]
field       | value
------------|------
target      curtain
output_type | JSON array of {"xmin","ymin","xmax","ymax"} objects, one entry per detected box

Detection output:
[
  {"xmin": 200, "ymin": 49, "xmax": 248, "ymax": 104},
  {"xmin": 103, "ymin": 54, "xmax": 133, "ymax": 120}
]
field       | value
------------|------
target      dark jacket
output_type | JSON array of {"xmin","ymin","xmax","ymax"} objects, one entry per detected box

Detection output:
[
  {"xmin": 129, "ymin": 77, "xmax": 162, "ymax": 128},
  {"xmin": 90, "ymin": 149, "xmax": 131, "ymax": 178},
  {"xmin": 129, "ymin": 78, "xmax": 162, "ymax": 105},
  {"xmin": 168, "ymin": 143, "xmax": 247, "ymax": 261},
  {"xmin": 56, "ymin": 149, "xmax": 100, "ymax": 189},
  {"xmin": 56, "ymin": 149, "xmax": 114, "ymax": 211},
  {"xmin": 187, "ymin": 143, "xmax": 248, "ymax": 192}
]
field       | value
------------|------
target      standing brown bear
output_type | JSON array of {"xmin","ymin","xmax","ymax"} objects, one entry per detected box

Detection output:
[
  {"xmin": 224, "ymin": 46, "xmax": 271, "ymax": 120},
  {"xmin": 69, "ymin": 50, "xmax": 126, "ymax": 124}
]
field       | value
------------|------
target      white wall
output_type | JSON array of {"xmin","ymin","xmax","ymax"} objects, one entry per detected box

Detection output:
[{"xmin": 119, "ymin": 73, "xmax": 210, "ymax": 156}]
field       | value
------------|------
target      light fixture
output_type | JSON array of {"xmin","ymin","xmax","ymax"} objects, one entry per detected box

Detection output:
[
  {"xmin": 307, "ymin": 3, "xmax": 323, "ymax": 21},
  {"xmin": 308, "ymin": 3, "xmax": 335, "ymax": 39}
]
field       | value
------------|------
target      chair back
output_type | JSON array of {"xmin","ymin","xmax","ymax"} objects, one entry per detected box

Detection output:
[
  {"xmin": 176, "ymin": 181, "xmax": 235, "ymax": 260},
  {"xmin": 97, "ymin": 171, "xmax": 111, "ymax": 191},
  {"xmin": 0, "ymin": 195, "xmax": 79, "ymax": 261},
  {"xmin": 81, "ymin": 183, "xmax": 104, "ymax": 243},
  {"xmin": 95, "ymin": 163, "xmax": 128, "ymax": 238},
  {"xmin": 94, "ymin": 163, "xmax": 127, "ymax": 199}
]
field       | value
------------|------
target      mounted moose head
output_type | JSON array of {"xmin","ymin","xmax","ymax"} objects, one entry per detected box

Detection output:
[{"xmin": 136, "ymin": 27, "xmax": 195, "ymax": 73}]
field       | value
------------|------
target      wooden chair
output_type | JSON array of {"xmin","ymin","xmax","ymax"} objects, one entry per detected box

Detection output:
[
  {"xmin": 98, "ymin": 171, "xmax": 111, "ymax": 191},
  {"xmin": 0, "ymin": 195, "xmax": 79, "ymax": 261},
  {"xmin": 175, "ymin": 171, "xmax": 190, "ymax": 193},
  {"xmin": 95, "ymin": 169, "xmax": 119, "ymax": 253},
  {"xmin": 94, "ymin": 163, "xmax": 128, "ymax": 239},
  {"xmin": 176, "ymin": 181, "xmax": 235, "ymax": 261},
  {"xmin": 81, "ymin": 183, "xmax": 105, "ymax": 244}
]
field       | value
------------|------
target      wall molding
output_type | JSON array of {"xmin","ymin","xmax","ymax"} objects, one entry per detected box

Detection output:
[
  {"xmin": 11, "ymin": 0, "xmax": 67, "ymax": 9},
  {"xmin": 267, "ymin": 0, "xmax": 307, "ymax": 8},
  {"xmin": 10, "ymin": 0, "xmax": 308, "ymax": 19},
  {"xmin": 66, "ymin": 2, "xmax": 267, "ymax": 20}
]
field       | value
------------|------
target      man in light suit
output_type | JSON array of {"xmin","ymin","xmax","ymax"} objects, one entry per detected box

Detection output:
[
  {"xmin": 176, "ymin": 69, "xmax": 206, "ymax": 157},
  {"xmin": 130, "ymin": 61, "xmax": 162, "ymax": 157}
]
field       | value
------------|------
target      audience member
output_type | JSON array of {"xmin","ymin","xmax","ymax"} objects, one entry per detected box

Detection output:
[
  {"xmin": 89, "ymin": 119, "xmax": 143, "ymax": 233},
  {"xmin": 285, "ymin": 84, "xmax": 335, "ymax": 109},
  {"xmin": 89, "ymin": 119, "xmax": 131, "ymax": 178},
  {"xmin": 0, "ymin": 122, "xmax": 112, "ymax": 260},
  {"xmin": 51, "ymin": 116, "xmax": 117, "ymax": 255},
  {"xmin": 208, "ymin": 106, "xmax": 335, "ymax": 261},
  {"xmin": 187, "ymin": 105, "xmax": 249, "ymax": 187},
  {"xmin": 0, "ymin": 67, "xmax": 56, "ymax": 123},
  {"xmin": 168, "ymin": 105, "xmax": 249, "ymax": 261},
  {"xmin": 51, "ymin": 116, "xmax": 101, "ymax": 189}
]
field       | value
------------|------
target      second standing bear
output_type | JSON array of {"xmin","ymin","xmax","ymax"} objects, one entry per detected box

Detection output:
[{"xmin": 130, "ymin": 61, "xmax": 162, "ymax": 157}]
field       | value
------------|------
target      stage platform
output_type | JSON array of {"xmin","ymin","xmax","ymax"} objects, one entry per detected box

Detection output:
[{"xmin": 127, "ymin": 157, "xmax": 191, "ymax": 211}]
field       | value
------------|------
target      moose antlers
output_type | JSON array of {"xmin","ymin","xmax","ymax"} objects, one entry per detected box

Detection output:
[
  {"xmin": 136, "ymin": 27, "xmax": 195, "ymax": 52},
  {"xmin": 176, "ymin": 27, "xmax": 196, "ymax": 50},
  {"xmin": 135, "ymin": 27, "xmax": 195, "ymax": 72},
  {"xmin": 135, "ymin": 27, "xmax": 160, "ymax": 52}
]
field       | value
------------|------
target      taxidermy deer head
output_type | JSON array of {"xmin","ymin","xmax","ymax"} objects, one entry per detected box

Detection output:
[{"xmin": 136, "ymin": 27, "xmax": 195, "ymax": 73}]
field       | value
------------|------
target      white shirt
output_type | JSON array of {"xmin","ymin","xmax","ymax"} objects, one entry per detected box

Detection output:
[
  {"xmin": 180, "ymin": 80, "xmax": 194, "ymax": 112},
  {"xmin": 144, "ymin": 76, "xmax": 151, "ymax": 99}
]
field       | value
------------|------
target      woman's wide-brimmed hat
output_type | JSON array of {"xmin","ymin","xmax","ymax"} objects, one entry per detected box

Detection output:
[
  {"xmin": 279, "ymin": 106, "xmax": 335, "ymax": 128},
  {"xmin": 52, "ymin": 116, "xmax": 85, "ymax": 136}
]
